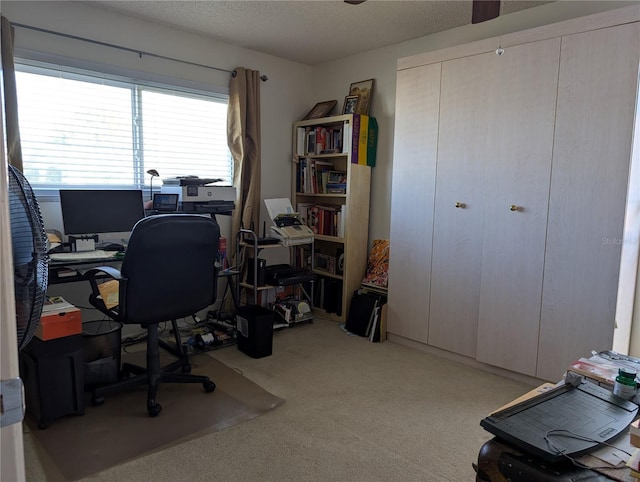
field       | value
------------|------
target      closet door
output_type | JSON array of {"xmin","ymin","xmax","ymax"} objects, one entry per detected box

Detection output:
[
  {"xmin": 476, "ymin": 38, "xmax": 561, "ymax": 376},
  {"xmin": 387, "ymin": 63, "xmax": 441, "ymax": 343},
  {"xmin": 537, "ymin": 23, "xmax": 640, "ymax": 382},
  {"xmin": 428, "ymin": 53, "xmax": 492, "ymax": 357}
]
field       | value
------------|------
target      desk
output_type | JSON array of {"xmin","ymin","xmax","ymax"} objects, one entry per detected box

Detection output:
[
  {"xmin": 48, "ymin": 254, "xmax": 240, "ymax": 313},
  {"xmin": 49, "ymin": 255, "xmax": 123, "ymax": 285}
]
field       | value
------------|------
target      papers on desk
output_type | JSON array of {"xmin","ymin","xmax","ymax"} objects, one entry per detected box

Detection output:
[{"xmin": 42, "ymin": 296, "xmax": 75, "ymax": 313}]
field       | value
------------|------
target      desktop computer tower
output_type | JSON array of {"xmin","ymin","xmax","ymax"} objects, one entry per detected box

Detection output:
[
  {"xmin": 236, "ymin": 305, "xmax": 274, "ymax": 358},
  {"xmin": 20, "ymin": 335, "xmax": 85, "ymax": 429}
]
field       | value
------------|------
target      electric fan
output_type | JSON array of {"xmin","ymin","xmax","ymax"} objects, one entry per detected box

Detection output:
[{"xmin": 8, "ymin": 164, "xmax": 49, "ymax": 350}]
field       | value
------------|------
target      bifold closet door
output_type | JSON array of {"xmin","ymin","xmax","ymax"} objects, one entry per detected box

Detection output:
[
  {"xmin": 428, "ymin": 53, "xmax": 492, "ymax": 357},
  {"xmin": 387, "ymin": 63, "xmax": 441, "ymax": 343},
  {"xmin": 476, "ymin": 38, "xmax": 561, "ymax": 376},
  {"xmin": 537, "ymin": 22, "xmax": 640, "ymax": 382}
]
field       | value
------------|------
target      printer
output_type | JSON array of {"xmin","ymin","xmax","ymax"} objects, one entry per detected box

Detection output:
[
  {"xmin": 265, "ymin": 198, "xmax": 314, "ymax": 247},
  {"xmin": 160, "ymin": 177, "xmax": 236, "ymax": 214}
]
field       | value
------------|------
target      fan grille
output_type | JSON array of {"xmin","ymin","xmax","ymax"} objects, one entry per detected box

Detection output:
[{"xmin": 8, "ymin": 165, "xmax": 49, "ymax": 350}]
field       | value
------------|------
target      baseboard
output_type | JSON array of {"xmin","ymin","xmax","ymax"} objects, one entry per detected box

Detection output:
[{"xmin": 387, "ymin": 333, "xmax": 550, "ymax": 388}]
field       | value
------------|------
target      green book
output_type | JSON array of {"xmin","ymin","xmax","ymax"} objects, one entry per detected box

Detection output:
[{"xmin": 367, "ymin": 117, "xmax": 378, "ymax": 167}]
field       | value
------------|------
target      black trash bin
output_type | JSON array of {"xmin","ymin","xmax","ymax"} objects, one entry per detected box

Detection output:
[
  {"xmin": 236, "ymin": 305, "xmax": 274, "ymax": 358},
  {"xmin": 82, "ymin": 320, "xmax": 123, "ymax": 388}
]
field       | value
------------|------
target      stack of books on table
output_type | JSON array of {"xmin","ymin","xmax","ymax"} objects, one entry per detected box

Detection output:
[{"xmin": 565, "ymin": 351, "xmax": 640, "ymax": 389}]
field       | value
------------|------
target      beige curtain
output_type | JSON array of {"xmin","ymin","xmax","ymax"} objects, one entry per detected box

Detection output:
[
  {"xmin": 227, "ymin": 67, "xmax": 261, "ymax": 261},
  {"xmin": 1, "ymin": 16, "xmax": 23, "ymax": 172}
]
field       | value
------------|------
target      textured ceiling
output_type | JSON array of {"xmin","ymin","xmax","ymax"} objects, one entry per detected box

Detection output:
[{"xmin": 88, "ymin": 1, "xmax": 553, "ymax": 65}]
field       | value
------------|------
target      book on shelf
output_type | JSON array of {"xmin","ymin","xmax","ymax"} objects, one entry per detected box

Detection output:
[
  {"xmin": 350, "ymin": 114, "xmax": 378, "ymax": 166},
  {"xmin": 358, "ymin": 114, "xmax": 369, "ymax": 166},
  {"xmin": 367, "ymin": 117, "xmax": 378, "ymax": 167},
  {"xmin": 297, "ymin": 125, "xmax": 345, "ymax": 156},
  {"xmin": 296, "ymin": 127, "xmax": 305, "ymax": 156}
]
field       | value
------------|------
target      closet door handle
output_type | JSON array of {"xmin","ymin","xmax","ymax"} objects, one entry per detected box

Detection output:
[{"xmin": 455, "ymin": 202, "xmax": 466, "ymax": 208}]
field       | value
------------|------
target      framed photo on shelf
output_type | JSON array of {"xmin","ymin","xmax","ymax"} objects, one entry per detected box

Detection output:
[
  {"xmin": 343, "ymin": 95, "xmax": 359, "ymax": 115},
  {"xmin": 349, "ymin": 78, "xmax": 374, "ymax": 115},
  {"xmin": 302, "ymin": 100, "xmax": 337, "ymax": 120}
]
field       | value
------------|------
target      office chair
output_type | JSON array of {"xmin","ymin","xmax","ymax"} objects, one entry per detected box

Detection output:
[{"xmin": 86, "ymin": 214, "xmax": 220, "ymax": 417}]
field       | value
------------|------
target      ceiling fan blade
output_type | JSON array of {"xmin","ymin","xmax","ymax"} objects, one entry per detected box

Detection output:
[{"xmin": 472, "ymin": 0, "xmax": 500, "ymax": 24}]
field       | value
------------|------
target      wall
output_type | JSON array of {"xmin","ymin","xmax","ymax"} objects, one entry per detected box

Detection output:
[
  {"xmin": 310, "ymin": 0, "xmax": 639, "ymax": 243},
  {"xmin": 2, "ymin": 0, "xmax": 313, "ymax": 234},
  {"xmin": 3, "ymin": 1, "xmax": 638, "ymax": 325},
  {"xmin": 1, "ymin": 0, "xmax": 314, "ymax": 323}
]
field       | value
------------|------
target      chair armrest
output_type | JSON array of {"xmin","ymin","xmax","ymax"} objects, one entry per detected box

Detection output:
[
  {"xmin": 86, "ymin": 266, "xmax": 127, "ymax": 320},
  {"xmin": 85, "ymin": 265, "xmax": 123, "ymax": 281}
]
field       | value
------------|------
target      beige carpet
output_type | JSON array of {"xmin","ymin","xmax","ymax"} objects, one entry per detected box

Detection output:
[{"xmin": 25, "ymin": 353, "xmax": 284, "ymax": 481}]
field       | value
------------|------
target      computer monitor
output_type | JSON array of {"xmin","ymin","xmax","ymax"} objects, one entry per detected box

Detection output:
[
  {"xmin": 59, "ymin": 189, "xmax": 145, "ymax": 236},
  {"xmin": 152, "ymin": 193, "xmax": 179, "ymax": 212}
]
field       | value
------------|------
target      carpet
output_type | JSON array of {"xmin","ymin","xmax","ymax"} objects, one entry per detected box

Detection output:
[{"xmin": 26, "ymin": 352, "xmax": 285, "ymax": 481}]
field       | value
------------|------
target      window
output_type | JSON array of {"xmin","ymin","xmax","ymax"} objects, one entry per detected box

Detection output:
[{"xmin": 15, "ymin": 61, "xmax": 232, "ymax": 193}]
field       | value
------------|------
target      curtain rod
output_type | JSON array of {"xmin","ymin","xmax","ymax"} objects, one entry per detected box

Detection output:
[{"xmin": 10, "ymin": 22, "xmax": 268, "ymax": 81}]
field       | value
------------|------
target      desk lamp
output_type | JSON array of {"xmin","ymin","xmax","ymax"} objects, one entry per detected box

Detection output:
[{"xmin": 147, "ymin": 169, "xmax": 159, "ymax": 202}]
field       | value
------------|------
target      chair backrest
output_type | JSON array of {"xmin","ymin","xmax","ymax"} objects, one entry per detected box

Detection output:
[{"xmin": 120, "ymin": 214, "xmax": 220, "ymax": 325}]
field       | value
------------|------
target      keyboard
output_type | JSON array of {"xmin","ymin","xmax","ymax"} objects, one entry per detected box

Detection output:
[{"xmin": 49, "ymin": 250, "xmax": 118, "ymax": 261}]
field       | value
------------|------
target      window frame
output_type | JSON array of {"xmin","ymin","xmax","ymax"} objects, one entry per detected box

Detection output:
[{"xmin": 14, "ymin": 58, "xmax": 232, "ymax": 200}]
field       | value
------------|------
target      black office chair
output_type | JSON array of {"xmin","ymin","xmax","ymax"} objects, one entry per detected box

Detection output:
[{"xmin": 86, "ymin": 214, "xmax": 220, "ymax": 417}]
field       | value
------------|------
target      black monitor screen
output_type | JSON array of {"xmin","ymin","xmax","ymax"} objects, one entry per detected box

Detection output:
[{"xmin": 59, "ymin": 189, "xmax": 145, "ymax": 235}]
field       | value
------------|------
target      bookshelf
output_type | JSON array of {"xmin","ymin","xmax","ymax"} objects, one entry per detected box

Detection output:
[{"xmin": 292, "ymin": 114, "xmax": 372, "ymax": 323}]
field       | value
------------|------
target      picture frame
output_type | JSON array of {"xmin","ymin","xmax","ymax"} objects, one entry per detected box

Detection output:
[
  {"xmin": 349, "ymin": 79, "xmax": 374, "ymax": 115},
  {"xmin": 302, "ymin": 100, "xmax": 337, "ymax": 120},
  {"xmin": 342, "ymin": 95, "xmax": 359, "ymax": 115}
]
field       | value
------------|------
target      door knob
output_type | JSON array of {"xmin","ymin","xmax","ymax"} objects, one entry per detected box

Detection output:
[
  {"xmin": 455, "ymin": 202, "xmax": 466, "ymax": 208},
  {"xmin": 509, "ymin": 205, "xmax": 520, "ymax": 212}
]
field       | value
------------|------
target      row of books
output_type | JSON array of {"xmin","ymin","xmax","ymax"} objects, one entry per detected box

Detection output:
[
  {"xmin": 351, "ymin": 114, "xmax": 378, "ymax": 167},
  {"xmin": 296, "ymin": 158, "xmax": 347, "ymax": 194},
  {"xmin": 296, "ymin": 125, "xmax": 348, "ymax": 156},
  {"xmin": 313, "ymin": 277, "xmax": 343, "ymax": 315},
  {"xmin": 297, "ymin": 202, "xmax": 346, "ymax": 238},
  {"xmin": 294, "ymin": 115, "xmax": 378, "ymax": 167}
]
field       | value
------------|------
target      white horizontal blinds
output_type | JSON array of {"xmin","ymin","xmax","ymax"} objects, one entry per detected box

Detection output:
[
  {"xmin": 16, "ymin": 69, "xmax": 134, "ymax": 187},
  {"xmin": 14, "ymin": 61, "xmax": 231, "ymax": 191},
  {"xmin": 140, "ymin": 88, "xmax": 231, "ymax": 182}
]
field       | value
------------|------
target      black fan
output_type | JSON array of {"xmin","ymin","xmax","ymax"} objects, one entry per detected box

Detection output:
[{"xmin": 8, "ymin": 165, "xmax": 49, "ymax": 350}]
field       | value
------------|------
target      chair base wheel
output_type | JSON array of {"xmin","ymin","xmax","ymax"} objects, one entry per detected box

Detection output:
[
  {"xmin": 147, "ymin": 401, "xmax": 162, "ymax": 417},
  {"xmin": 204, "ymin": 380, "xmax": 216, "ymax": 393}
]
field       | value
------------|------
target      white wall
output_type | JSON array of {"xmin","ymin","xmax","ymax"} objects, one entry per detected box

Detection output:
[
  {"xmin": 5, "ymin": 0, "xmax": 636, "ymax": 246},
  {"xmin": 2, "ymin": 0, "xmax": 313, "ymax": 236},
  {"xmin": 310, "ymin": 0, "xmax": 639, "ymax": 243},
  {"xmin": 2, "ymin": 0, "xmax": 315, "ymax": 317}
]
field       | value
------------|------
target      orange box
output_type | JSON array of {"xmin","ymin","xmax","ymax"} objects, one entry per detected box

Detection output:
[{"xmin": 36, "ymin": 307, "xmax": 82, "ymax": 340}]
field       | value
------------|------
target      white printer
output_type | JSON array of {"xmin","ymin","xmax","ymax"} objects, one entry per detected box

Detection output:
[{"xmin": 265, "ymin": 198, "xmax": 314, "ymax": 247}]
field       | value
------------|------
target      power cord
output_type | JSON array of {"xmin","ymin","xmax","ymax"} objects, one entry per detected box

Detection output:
[{"xmin": 544, "ymin": 429, "xmax": 632, "ymax": 469}]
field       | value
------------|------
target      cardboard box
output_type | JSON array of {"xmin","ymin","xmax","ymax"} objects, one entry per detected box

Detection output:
[{"xmin": 36, "ymin": 307, "xmax": 82, "ymax": 341}]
